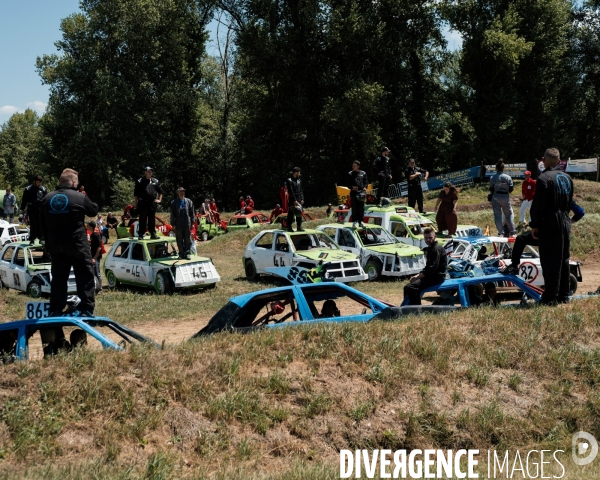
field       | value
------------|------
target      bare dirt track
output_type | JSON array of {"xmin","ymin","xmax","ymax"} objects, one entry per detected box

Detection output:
[{"xmin": 128, "ymin": 261, "xmax": 600, "ymax": 347}]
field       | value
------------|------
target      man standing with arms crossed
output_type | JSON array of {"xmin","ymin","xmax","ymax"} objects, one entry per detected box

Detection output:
[
  {"xmin": 404, "ymin": 158, "xmax": 429, "ymax": 213},
  {"xmin": 373, "ymin": 147, "xmax": 392, "ymax": 206},
  {"xmin": 530, "ymin": 147, "xmax": 574, "ymax": 305},
  {"xmin": 133, "ymin": 167, "xmax": 163, "ymax": 239},
  {"xmin": 20, "ymin": 175, "xmax": 47, "ymax": 244},
  {"xmin": 41, "ymin": 168, "xmax": 99, "ymax": 316}
]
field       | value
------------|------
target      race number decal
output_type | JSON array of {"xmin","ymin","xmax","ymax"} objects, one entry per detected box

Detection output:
[
  {"xmin": 26, "ymin": 302, "xmax": 51, "ymax": 319},
  {"xmin": 286, "ymin": 267, "xmax": 309, "ymax": 284},
  {"xmin": 13, "ymin": 273, "xmax": 21, "ymax": 287},
  {"xmin": 519, "ymin": 262, "xmax": 538, "ymax": 283}
]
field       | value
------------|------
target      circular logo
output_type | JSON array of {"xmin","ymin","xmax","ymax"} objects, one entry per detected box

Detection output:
[
  {"xmin": 49, "ymin": 194, "xmax": 69, "ymax": 212},
  {"xmin": 573, "ymin": 431, "xmax": 598, "ymax": 466}
]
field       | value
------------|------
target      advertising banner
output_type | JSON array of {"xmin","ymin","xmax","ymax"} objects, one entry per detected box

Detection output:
[
  {"xmin": 428, "ymin": 166, "xmax": 481, "ymax": 190},
  {"xmin": 566, "ymin": 158, "xmax": 598, "ymax": 173},
  {"xmin": 484, "ymin": 163, "xmax": 528, "ymax": 178}
]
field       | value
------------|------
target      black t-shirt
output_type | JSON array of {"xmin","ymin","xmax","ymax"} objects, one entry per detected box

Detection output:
[
  {"xmin": 134, "ymin": 177, "xmax": 163, "ymax": 203},
  {"xmin": 90, "ymin": 231, "xmax": 102, "ymax": 259},
  {"xmin": 405, "ymin": 166, "xmax": 426, "ymax": 187}
]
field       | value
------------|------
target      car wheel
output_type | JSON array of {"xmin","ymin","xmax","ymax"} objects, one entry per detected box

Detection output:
[
  {"xmin": 201, "ymin": 231, "xmax": 209, "ymax": 242},
  {"xmin": 245, "ymin": 259, "xmax": 259, "ymax": 281},
  {"xmin": 27, "ymin": 279, "xmax": 43, "ymax": 298},
  {"xmin": 106, "ymin": 270, "xmax": 120, "ymax": 288},
  {"xmin": 569, "ymin": 273, "xmax": 577, "ymax": 295},
  {"xmin": 205, "ymin": 282, "xmax": 217, "ymax": 290},
  {"xmin": 154, "ymin": 271, "xmax": 172, "ymax": 294},
  {"xmin": 365, "ymin": 259, "xmax": 383, "ymax": 281}
]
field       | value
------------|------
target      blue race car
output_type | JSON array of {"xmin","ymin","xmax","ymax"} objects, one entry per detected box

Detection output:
[
  {"xmin": 0, "ymin": 316, "xmax": 158, "ymax": 362},
  {"xmin": 192, "ymin": 283, "xmax": 457, "ymax": 336}
]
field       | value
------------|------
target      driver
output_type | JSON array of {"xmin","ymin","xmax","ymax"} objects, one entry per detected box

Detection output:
[{"xmin": 320, "ymin": 300, "xmax": 340, "ymax": 318}]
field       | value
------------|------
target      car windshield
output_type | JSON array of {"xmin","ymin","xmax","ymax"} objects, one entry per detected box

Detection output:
[
  {"xmin": 405, "ymin": 222, "xmax": 432, "ymax": 235},
  {"xmin": 28, "ymin": 248, "xmax": 51, "ymax": 265},
  {"xmin": 290, "ymin": 233, "xmax": 338, "ymax": 251},
  {"xmin": 147, "ymin": 242, "xmax": 179, "ymax": 259},
  {"xmin": 356, "ymin": 227, "xmax": 397, "ymax": 246}
]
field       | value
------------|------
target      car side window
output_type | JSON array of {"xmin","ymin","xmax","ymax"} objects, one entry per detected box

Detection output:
[
  {"xmin": 256, "ymin": 233, "xmax": 274, "ymax": 249},
  {"xmin": 322, "ymin": 228, "xmax": 337, "ymax": 239},
  {"xmin": 338, "ymin": 229, "xmax": 356, "ymax": 248},
  {"xmin": 14, "ymin": 248, "xmax": 26, "ymax": 267},
  {"xmin": 112, "ymin": 243, "xmax": 130, "ymax": 259},
  {"xmin": 1, "ymin": 247, "xmax": 15, "ymax": 263},
  {"xmin": 300, "ymin": 285, "xmax": 375, "ymax": 318},
  {"xmin": 8, "ymin": 227, "xmax": 16, "ymax": 235},
  {"xmin": 391, "ymin": 222, "xmax": 408, "ymax": 237},
  {"xmin": 131, "ymin": 243, "xmax": 147, "ymax": 261},
  {"xmin": 275, "ymin": 234, "xmax": 290, "ymax": 252}
]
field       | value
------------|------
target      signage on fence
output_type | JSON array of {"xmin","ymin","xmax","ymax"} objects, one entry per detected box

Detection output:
[
  {"xmin": 428, "ymin": 166, "xmax": 481, "ymax": 190},
  {"xmin": 393, "ymin": 181, "xmax": 428, "ymax": 198},
  {"xmin": 484, "ymin": 163, "xmax": 528, "ymax": 178},
  {"xmin": 566, "ymin": 158, "xmax": 598, "ymax": 173}
]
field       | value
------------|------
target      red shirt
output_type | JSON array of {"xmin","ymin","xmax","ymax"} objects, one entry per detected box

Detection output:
[{"xmin": 522, "ymin": 178, "xmax": 536, "ymax": 201}]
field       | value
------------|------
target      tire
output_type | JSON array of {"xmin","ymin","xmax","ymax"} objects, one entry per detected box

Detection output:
[
  {"xmin": 205, "ymin": 282, "xmax": 217, "ymax": 290},
  {"xmin": 365, "ymin": 258, "xmax": 383, "ymax": 281},
  {"xmin": 154, "ymin": 271, "xmax": 172, "ymax": 294},
  {"xmin": 569, "ymin": 273, "xmax": 577, "ymax": 295},
  {"xmin": 27, "ymin": 279, "xmax": 43, "ymax": 298},
  {"xmin": 245, "ymin": 259, "xmax": 259, "ymax": 281},
  {"xmin": 105, "ymin": 270, "xmax": 120, "ymax": 288},
  {"xmin": 200, "ymin": 231, "xmax": 209, "ymax": 242},
  {"xmin": 168, "ymin": 231, "xmax": 176, "ymax": 237}
]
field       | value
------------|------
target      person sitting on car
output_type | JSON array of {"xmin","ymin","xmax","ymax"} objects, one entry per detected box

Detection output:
[
  {"xmin": 320, "ymin": 300, "xmax": 340, "ymax": 318},
  {"xmin": 70, "ymin": 329, "xmax": 87, "ymax": 348}
]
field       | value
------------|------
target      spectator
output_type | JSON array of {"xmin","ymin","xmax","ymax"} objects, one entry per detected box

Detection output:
[
  {"xmin": 520, "ymin": 170, "xmax": 536, "ymax": 224},
  {"xmin": 20, "ymin": 175, "xmax": 48, "ymax": 244},
  {"xmin": 403, "ymin": 228, "xmax": 447, "ymax": 305},
  {"xmin": 2, "ymin": 187, "xmax": 17, "ymax": 223},
  {"xmin": 373, "ymin": 146, "xmax": 392, "ymax": 206},
  {"xmin": 41, "ymin": 168, "xmax": 99, "ymax": 317},
  {"xmin": 209, "ymin": 198, "xmax": 221, "ymax": 224},
  {"xmin": 404, "ymin": 158, "xmax": 429, "ymax": 212},
  {"xmin": 348, "ymin": 160, "xmax": 368, "ymax": 228},
  {"xmin": 326, "ymin": 203, "xmax": 333, "ymax": 218},
  {"xmin": 200, "ymin": 198, "xmax": 213, "ymax": 222},
  {"xmin": 244, "ymin": 195, "xmax": 255, "ymax": 214},
  {"xmin": 87, "ymin": 220, "xmax": 102, "ymax": 294},
  {"xmin": 489, "ymin": 160, "xmax": 516, "ymax": 237},
  {"xmin": 133, "ymin": 167, "xmax": 163, "ymax": 240},
  {"xmin": 96, "ymin": 214, "xmax": 104, "ymax": 230},
  {"xmin": 170, "ymin": 187, "xmax": 195, "ymax": 260},
  {"xmin": 285, "ymin": 167, "xmax": 305, "ymax": 232},
  {"xmin": 270, "ymin": 204, "xmax": 285, "ymax": 223},
  {"xmin": 106, "ymin": 212, "xmax": 118, "ymax": 238},
  {"xmin": 434, "ymin": 182, "xmax": 458, "ymax": 236},
  {"xmin": 238, "ymin": 196, "xmax": 245, "ymax": 214}
]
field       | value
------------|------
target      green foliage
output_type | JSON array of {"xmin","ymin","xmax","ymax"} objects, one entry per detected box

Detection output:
[{"xmin": 109, "ymin": 176, "xmax": 135, "ymax": 211}]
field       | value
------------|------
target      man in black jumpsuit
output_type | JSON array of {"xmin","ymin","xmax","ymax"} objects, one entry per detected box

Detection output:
[
  {"xmin": 20, "ymin": 175, "xmax": 48, "ymax": 244},
  {"xmin": 41, "ymin": 168, "xmax": 99, "ymax": 316},
  {"xmin": 373, "ymin": 147, "xmax": 392, "ymax": 206},
  {"xmin": 404, "ymin": 158, "xmax": 429, "ymax": 212},
  {"xmin": 285, "ymin": 167, "xmax": 304, "ymax": 232},
  {"xmin": 530, "ymin": 147, "xmax": 574, "ymax": 305},
  {"xmin": 403, "ymin": 228, "xmax": 447, "ymax": 305},
  {"xmin": 133, "ymin": 167, "xmax": 163, "ymax": 239},
  {"xmin": 348, "ymin": 160, "xmax": 368, "ymax": 227}
]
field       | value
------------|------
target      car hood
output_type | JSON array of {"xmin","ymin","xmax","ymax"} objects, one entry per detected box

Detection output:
[
  {"xmin": 294, "ymin": 249, "xmax": 356, "ymax": 261},
  {"xmin": 364, "ymin": 244, "xmax": 423, "ymax": 257},
  {"xmin": 151, "ymin": 257, "xmax": 211, "ymax": 266}
]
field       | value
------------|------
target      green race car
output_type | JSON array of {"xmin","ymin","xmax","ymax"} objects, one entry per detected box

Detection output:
[
  {"xmin": 104, "ymin": 237, "xmax": 220, "ymax": 294},
  {"xmin": 227, "ymin": 212, "xmax": 270, "ymax": 232},
  {"xmin": 196, "ymin": 215, "xmax": 227, "ymax": 241},
  {"xmin": 317, "ymin": 223, "xmax": 426, "ymax": 281}
]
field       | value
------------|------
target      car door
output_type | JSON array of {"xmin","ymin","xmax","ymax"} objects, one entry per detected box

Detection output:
[
  {"xmin": 11, "ymin": 246, "xmax": 28, "ymax": 291},
  {"xmin": 251, "ymin": 232, "xmax": 274, "ymax": 272},
  {"xmin": 0, "ymin": 246, "xmax": 16, "ymax": 288},
  {"xmin": 273, "ymin": 233, "xmax": 294, "ymax": 267},
  {"xmin": 127, "ymin": 242, "xmax": 152, "ymax": 285},
  {"xmin": 337, "ymin": 228, "xmax": 361, "ymax": 256}
]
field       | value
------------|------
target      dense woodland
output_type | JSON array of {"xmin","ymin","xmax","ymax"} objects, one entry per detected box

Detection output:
[{"xmin": 0, "ymin": 0, "xmax": 599, "ymax": 209}]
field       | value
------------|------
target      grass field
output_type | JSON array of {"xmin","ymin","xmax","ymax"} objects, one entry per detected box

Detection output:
[{"xmin": 1, "ymin": 179, "xmax": 600, "ymax": 479}]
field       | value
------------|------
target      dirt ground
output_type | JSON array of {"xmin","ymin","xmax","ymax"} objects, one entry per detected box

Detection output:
[{"xmin": 126, "ymin": 261, "xmax": 600, "ymax": 347}]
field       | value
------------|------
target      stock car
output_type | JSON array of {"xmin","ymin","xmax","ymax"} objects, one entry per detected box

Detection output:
[
  {"xmin": 116, "ymin": 217, "xmax": 175, "ymax": 239},
  {"xmin": 0, "ymin": 242, "xmax": 78, "ymax": 297},
  {"xmin": 243, "ymin": 229, "xmax": 368, "ymax": 284},
  {"xmin": 227, "ymin": 212, "xmax": 270, "ymax": 232},
  {"xmin": 104, "ymin": 237, "xmax": 220, "ymax": 294},
  {"xmin": 316, "ymin": 223, "xmax": 426, "ymax": 280},
  {"xmin": 0, "ymin": 316, "xmax": 158, "ymax": 362},
  {"xmin": 0, "ymin": 220, "xmax": 29, "ymax": 246},
  {"xmin": 196, "ymin": 215, "xmax": 227, "ymax": 241},
  {"xmin": 443, "ymin": 235, "xmax": 582, "ymax": 293},
  {"xmin": 191, "ymin": 282, "xmax": 456, "ymax": 336}
]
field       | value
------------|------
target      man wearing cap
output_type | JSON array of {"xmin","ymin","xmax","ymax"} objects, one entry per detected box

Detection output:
[
  {"xmin": 373, "ymin": 147, "xmax": 392, "ymax": 206},
  {"xmin": 133, "ymin": 167, "xmax": 163, "ymax": 239},
  {"xmin": 348, "ymin": 160, "xmax": 368, "ymax": 228},
  {"xmin": 170, "ymin": 187, "xmax": 195, "ymax": 259},
  {"xmin": 20, "ymin": 175, "xmax": 48, "ymax": 244},
  {"xmin": 87, "ymin": 220, "xmax": 103, "ymax": 293},
  {"xmin": 404, "ymin": 158, "xmax": 429, "ymax": 213},
  {"xmin": 520, "ymin": 170, "xmax": 536, "ymax": 224},
  {"xmin": 270, "ymin": 204, "xmax": 284, "ymax": 223}
]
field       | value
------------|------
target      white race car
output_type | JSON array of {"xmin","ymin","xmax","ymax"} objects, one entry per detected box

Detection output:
[
  {"xmin": 104, "ymin": 237, "xmax": 220, "ymax": 294},
  {"xmin": 0, "ymin": 242, "xmax": 77, "ymax": 297},
  {"xmin": 0, "ymin": 220, "xmax": 29, "ymax": 246},
  {"xmin": 243, "ymin": 229, "xmax": 368, "ymax": 284}
]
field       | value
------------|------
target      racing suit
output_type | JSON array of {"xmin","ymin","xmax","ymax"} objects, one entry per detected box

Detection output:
[
  {"xmin": 530, "ymin": 166, "xmax": 574, "ymax": 304},
  {"xmin": 170, "ymin": 197, "xmax": 195, "ymax": 258},
  {"xmin": 373, "ymin": 156, "xmax": 391, "ymax": 205},
  {"xmin": 21, "ymin": 183, "xmax": 48, "ymax": 243},
  {"xmin": 520, "ymin": 177, "xmax": 536, "ymax": 223},
  {"xmin": 285, "ymin": 176, "xmax": 304, "ymax": 231},
  {"xmin": 405, "ymin": 165, "xmax": 427, "ymax": 212},
  {"xmin": 489, "ymin": 172, "xmax": 515, "ymax": 236},
  {"xmin": 348, "ymin": 169, "xmax": 368, "ymax": 224},
  {"xmin": 403, "ymin": 240, "xmax": 447, "ymax": 305},
  {"xmin": 134, "ymin": 177, "xmax": 163, "ymax": 238},
  {"xmin": 41, "ymin": 185, "xmax": 99, "ymax": 314}
]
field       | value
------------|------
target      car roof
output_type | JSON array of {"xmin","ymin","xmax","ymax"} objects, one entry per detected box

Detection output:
[
  {"xmin": 434, "ymin": 273, "xmax": 541, "ymax": 295},
  {"xmin": 115, "ymin": 237, "xmax": 176, "ymax": 244},
  {"xmin": 320, "ymin": 223, "xmax": 384, "ymax": 231},
  {"xmin": 258, "ymin": 229, "xmax": 322, "ymax": 235},
  {"xmin": 231, "ymin": 211, "xmax": 267, "ymax": 219},
  {"xmin": 452, "ymin": 236, "xmax": 509, "ymax": 244}
]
